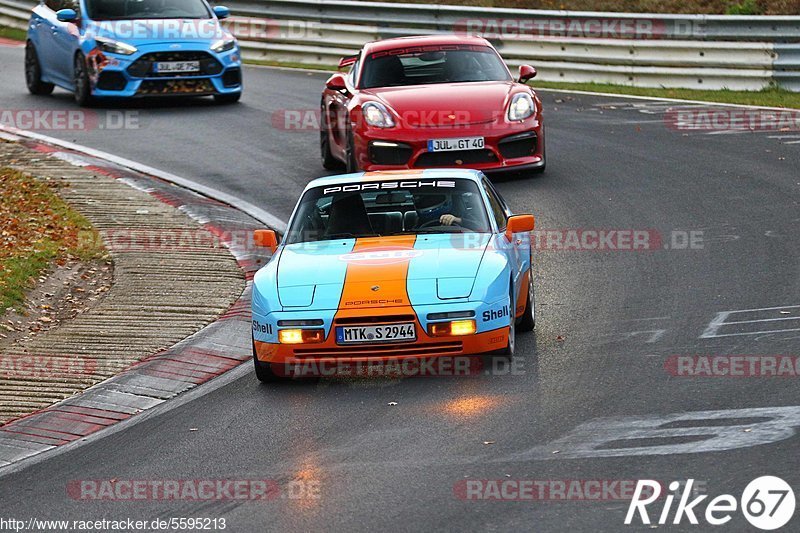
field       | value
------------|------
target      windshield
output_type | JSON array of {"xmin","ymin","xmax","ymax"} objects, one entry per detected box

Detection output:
[
  {"xmin": 85, "ymin": 0, "xmax": 211, "ymax": 20},
  {"xmin": 285, "ymin": 179, "xmax": 492, "ymax": 245},
  {"xmin": 359, "ymin": 45, "xmax": 511, "ymax": 89}
]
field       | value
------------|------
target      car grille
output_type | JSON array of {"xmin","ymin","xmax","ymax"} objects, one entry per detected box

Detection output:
[
  {"xmin": 222, "ymin": 67, "xmax": 242, "ymax": 87},
  {"xmin": 414, "ymin": 149, "xmax": 497, "ymax": 167},
  {"xmin": 96, "ymin": 71, "xmax": 127, "ymax": 91},
  {"xmin": 334, "ymin": 315, "xmax": 416, "ymax": 326},
  {"xmin": 369, "ymin": 141, "xmax": 413, "ymax": 165},
  {"xmin": 136, "ymin": 79, "xmax": 215, "ymax": 96},
  {"xmin": 292, "ymin": 341, "xmax": 463, "ymax": 358},
  {"xmin": 498, "ymin": 131, "xmax": 537, "ymax": 159},
  {"xmin": 127, "ymin": 52, "xmax": 222, "ymax": 78}
]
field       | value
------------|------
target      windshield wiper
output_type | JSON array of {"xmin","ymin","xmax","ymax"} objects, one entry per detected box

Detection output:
[{"xmin": 320, "ymin": 233, "xmax": 380, "ymax": 241}]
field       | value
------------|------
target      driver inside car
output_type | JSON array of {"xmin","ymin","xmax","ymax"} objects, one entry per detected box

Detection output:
[{"xmin": 414, "ymin": 193, "xmax": 484, "ymax": 231}]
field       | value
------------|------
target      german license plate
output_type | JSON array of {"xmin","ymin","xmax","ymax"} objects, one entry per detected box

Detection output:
[
  {"xmin": 154, "ymin": 61, "xmax": 200, "ymax": 73},
  {"xmin": 335, "ymin": 323, "xmax": 416, "ymax": 344},
  {"xmin": 427, "ymin": 136, "xmax": 485, "ymax": 152}
]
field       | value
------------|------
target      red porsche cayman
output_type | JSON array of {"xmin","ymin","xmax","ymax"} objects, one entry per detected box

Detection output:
[{"xmin": 320, "ymin": 35, "xmax": 545, "ymax": 176}]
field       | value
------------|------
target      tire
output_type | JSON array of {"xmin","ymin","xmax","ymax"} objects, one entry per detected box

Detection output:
[
  {"xmin": 25, "ymin": 43, "xmax": 54, "ymax": 96},
  {"xmin": 252, "ymin": 338, "xmax": 286, "ymax": 383},
  {"xmin": 320, "ymin": 106, "xmax": 344, "ymax": 170},
  {"xmin": 345, "ymin": 129, "xmax": 359, "ymax": 173},
  {"xmin": 73, "ymin": 53, "xmax": 93, "ymax": 107},
  {"xmin": 517, "ymin": 266, "xmax": 536, "ymax": 332},
  {"xmin": 500, "ymin": 285, "xmax": 516, "ymax": 357},
  {"xmin": 214, "ymin": 92, "xmax": 241, "ymax": 104}
]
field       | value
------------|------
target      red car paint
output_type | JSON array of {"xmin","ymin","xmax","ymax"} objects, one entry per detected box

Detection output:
[{"xmin": 320, "ymin": 35, "xmax": 546, "ymax": 175}]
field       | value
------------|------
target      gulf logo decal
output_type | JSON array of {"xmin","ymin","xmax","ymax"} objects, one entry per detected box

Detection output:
[{"xmin": 338, "ymin": 247, "xmax": 423, "ymax": 266}]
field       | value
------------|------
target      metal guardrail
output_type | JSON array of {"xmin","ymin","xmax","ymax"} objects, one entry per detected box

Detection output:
[{"xmin": 2, "ymin": 0, "xmax": 798, "ymax": 91}]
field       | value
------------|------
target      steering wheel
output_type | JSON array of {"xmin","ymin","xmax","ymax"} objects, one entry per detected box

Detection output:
[{"xmin": 418, "ymin": 218, "xmax": 459, "ymax": 229}]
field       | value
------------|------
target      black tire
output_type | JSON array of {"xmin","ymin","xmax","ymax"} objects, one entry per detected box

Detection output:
[
  {"xmin": 252, "ymin": 338, "xmax": 286, "ymax": 383},
  {"xmin": 214, "ymin": 92, "xmax": 241, "ymax": 104},
  {"xmin": 73, "ymin": 53, "xmax": 93, "ymax": 107},
  {"xmin": 500, "ymin": 285, "xmax": 516, "ymax": 357},
  {"xmin": 320, "ymin": 106, "xmax": 344, "ymax": 170},
  {"xmin": 345, "ymin": 129, "xmax": 359, "ymax": 173},
  {"xmin": 517, "ymin": 266, "xmax": 536, "ymax": 332},
  {"xmin": 25, "ymin": 42, "xmax": 54, "ymax": 96}
]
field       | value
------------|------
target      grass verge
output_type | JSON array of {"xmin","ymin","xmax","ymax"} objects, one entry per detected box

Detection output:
[
  {"xmin": 0, "ymin": 26, "xmax": 26, "ymax": 42},
  {"xmin": 0, "ymin": 167, "xmax": 105, "ymax": 312},
  {"xmin": 530, "ymin": 81, "xmax": 800, "ymax": 109}
]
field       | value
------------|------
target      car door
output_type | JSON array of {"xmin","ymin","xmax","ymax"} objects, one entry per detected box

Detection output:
[
  {"xmin": 30, "ymin": 0, "xmax": 61, "ymax": 79},
  {"xmin": 48, "ymin": 0, "xmax": 81, "ymax": 85},
  {"xmin": 482, "ymin": 178, "xmax": 526, "ymax": 302}
]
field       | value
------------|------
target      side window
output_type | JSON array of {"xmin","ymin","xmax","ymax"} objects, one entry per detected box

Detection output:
[
  {"xmin": 348, "ymin": 60, "xmax": 360, "ymax": 87},
  {"xmin": 482, "ymin": 179, "xmax": 507, "ymax": 230}
]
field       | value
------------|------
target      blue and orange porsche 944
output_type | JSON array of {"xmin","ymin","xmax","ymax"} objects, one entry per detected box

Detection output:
[{"xmin": 251, "ymin": 169, "xmax": 535, "ymax": 381}]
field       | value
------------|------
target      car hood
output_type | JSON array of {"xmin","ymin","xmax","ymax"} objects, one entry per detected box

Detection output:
[
  {"xmin": 85, "ymin": 18, "xmax": 227, "ymax": 46},
  {"xmin": 362, "ymin": 82, "xmax": 516, "ymax": 127},
  {"xmin": 275, "ymin": 235, "xmax": 491, "ymax": 308}
]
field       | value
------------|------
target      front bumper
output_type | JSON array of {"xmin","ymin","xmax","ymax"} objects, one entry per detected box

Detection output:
[
  {"xmin": 85, "ymin": 43, "xmax": 242, "ymax": 98},
  {"xmin": 354, "ymin": 119, "xmax": 544, "ymax": 173},
  {"xmin": 254, "ymin": 324, "xmax": 509, "ymax": 377}
]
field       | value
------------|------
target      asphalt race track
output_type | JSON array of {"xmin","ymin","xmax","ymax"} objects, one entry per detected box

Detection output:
[{"xmin": 1, "ymin": 44, "xmax": 799, "ymax": 531}]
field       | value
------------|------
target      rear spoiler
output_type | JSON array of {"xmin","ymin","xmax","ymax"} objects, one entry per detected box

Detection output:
[{"xmin": 338, "ymin": 54, "xmax": 359, "ymax": 69}]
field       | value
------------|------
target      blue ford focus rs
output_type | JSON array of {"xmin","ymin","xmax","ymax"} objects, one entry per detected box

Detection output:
[{"xmin": 25, "ymin": 0, "xmax": 242, "ymax": 105}]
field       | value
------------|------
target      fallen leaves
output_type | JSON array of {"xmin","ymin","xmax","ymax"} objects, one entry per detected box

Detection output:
[{"xmin": 0, "ymin": 168, "xmax": 105, "ymax": 311}]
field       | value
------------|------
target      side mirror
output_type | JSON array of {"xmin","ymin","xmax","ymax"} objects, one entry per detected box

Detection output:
[
  {"xmin": 518, "ymin": 65, "xmax": 537, "ymax": 84},
  {"xmin": 213, "ymin": 6, "xmax": 230, "ymax": 19},
  {"xmin": 325, "ymin": 72, "xmax": 347, "ymax": 91},
  {"xmin": 505, "ymin": 214, "xmax": 535, "ymax": 241},
  {"xmin": 254, "ymin": 229, "xmax": 278, "ymax": 253},
  {"xmin": 56, "ymin": 8, "xmax": 77, "ymax": 22},
  {"xmin": 338, "ymin": 55, "xmax": 358, "ymax": 69}
]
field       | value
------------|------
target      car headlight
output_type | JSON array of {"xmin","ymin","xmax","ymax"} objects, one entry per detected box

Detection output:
[
  {"xmin": 211, "ymin": 37, "xmax": 236, "ymax": 53},
  {"xmin": 362, "ymin": 102, "xmax": 395, "ymax": 128},
  {"xmin": 508, "ymin": 93, "xmax": 535, "ymax": 121},
  {"xmin": 95, "ymin": 36, "xmax": 137, "ymax": 56}
]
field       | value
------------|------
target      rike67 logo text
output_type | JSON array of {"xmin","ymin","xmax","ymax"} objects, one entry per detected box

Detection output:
[{"xmin": 626, "ymin": 477, "xmax": 795, "ymax": 530}]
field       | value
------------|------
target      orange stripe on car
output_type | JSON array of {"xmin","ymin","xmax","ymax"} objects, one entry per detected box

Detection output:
[{"xmin": 335, "ymin": 235, "xmax": 417, "ymax": 320}]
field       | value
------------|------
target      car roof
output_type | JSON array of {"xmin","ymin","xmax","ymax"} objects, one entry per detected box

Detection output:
[
  {"xmin": 362, "ymin": 34, "xmax": 493, "ymax": 56},
  {"xmin": 304, "ymin": 169, "xmax": 485, "ymax": 192}
]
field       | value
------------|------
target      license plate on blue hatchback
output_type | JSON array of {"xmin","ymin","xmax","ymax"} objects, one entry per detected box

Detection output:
[{"xmin": 154, "ymin": 61, "xmax": 200, "ymax": 73}]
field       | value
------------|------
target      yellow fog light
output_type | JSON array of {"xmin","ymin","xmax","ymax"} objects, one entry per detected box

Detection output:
[
  {"xmin": 450, "ymin": 319, "xmax": 477, "ymax": 336},
  {"xmin": 429, "ymin": 319, "xmax": 477, "ymax": 337},
  {"xmin": 278, "ymin": 329, "xmax": 325, "ymax": 344}
]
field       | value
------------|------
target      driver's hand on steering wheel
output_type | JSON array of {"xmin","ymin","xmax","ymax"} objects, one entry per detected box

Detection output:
[{"xmin": 439, "ymin": 214, "xmax": 462, "ymax": 226}]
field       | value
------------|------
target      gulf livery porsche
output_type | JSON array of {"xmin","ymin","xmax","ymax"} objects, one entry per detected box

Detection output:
[
  {"xmin": 320, "ymin": 34, "xmax": 545, "ymax": 176},
  {"xmin": 250, "ymin": 169, "xmax": 536, "ymax": 382}
]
